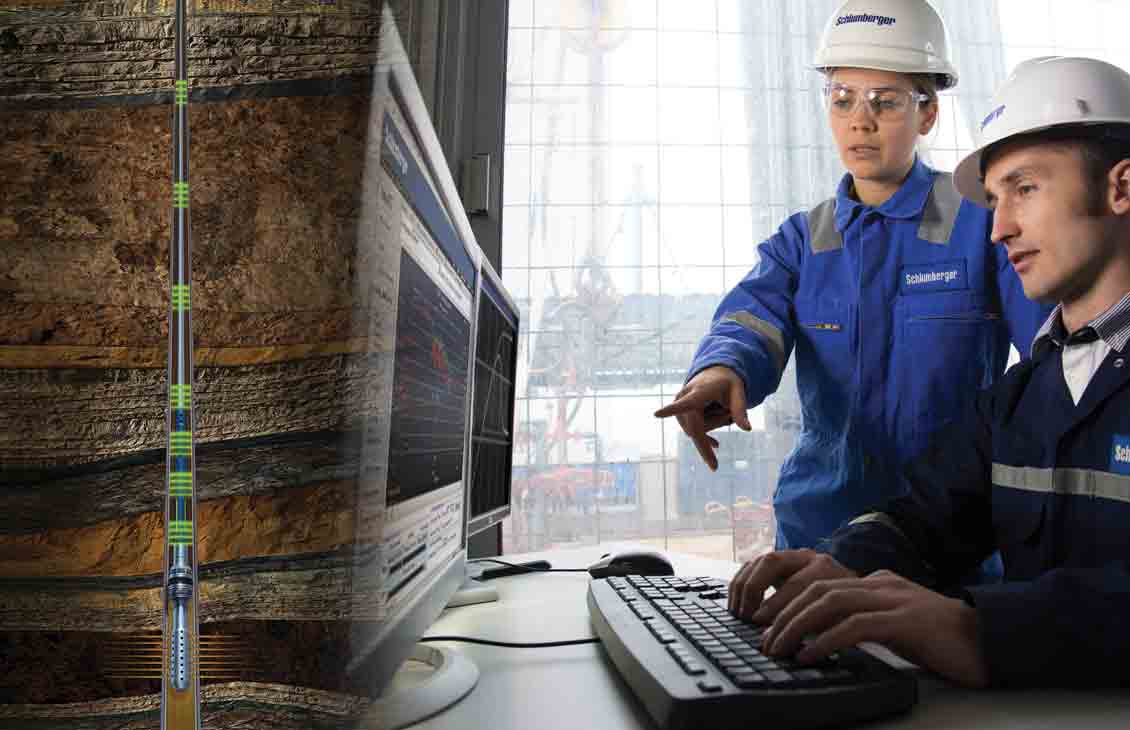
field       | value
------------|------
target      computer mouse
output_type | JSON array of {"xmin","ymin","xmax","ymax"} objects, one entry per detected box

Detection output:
[{"xmin": 587, "ymin": 549, "xmax": 675, "ymax": 579}]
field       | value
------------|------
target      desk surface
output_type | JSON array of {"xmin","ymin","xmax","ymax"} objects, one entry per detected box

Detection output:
[{"xmin": 411, "ymin": 544, "xmax": 1130, "ymax": 729}]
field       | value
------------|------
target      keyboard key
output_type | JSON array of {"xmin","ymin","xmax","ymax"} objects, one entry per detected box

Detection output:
[
  {"xmin": 734, "ymin": 673, "xmax": 768, "ymax": 689},
  {"xmin": 684, "ymin": 662, "xmax": 707, "ymax": 676},
  {"xmin": 763, "ymin": 670, "xmax": 793, "ymax": 684},
  {"xmin": 697, "ymin": 680, "xmax": 723, "ymax": 693}
]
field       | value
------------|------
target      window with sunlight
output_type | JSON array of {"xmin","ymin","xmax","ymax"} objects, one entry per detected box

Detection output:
[{"xmin": 499, "ymin": 0, "xmax": 1130, "ymax": 561}]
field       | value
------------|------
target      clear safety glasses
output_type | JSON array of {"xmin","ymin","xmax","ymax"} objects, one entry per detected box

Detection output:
[{"xmin": 824, "ymin": 83, "xmax": 932, "ymax": 122}]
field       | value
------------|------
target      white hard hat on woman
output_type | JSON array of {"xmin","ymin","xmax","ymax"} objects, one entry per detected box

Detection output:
[{"xmin": 812, "ymin": 0, "xmax": 959, "ymax": 90}]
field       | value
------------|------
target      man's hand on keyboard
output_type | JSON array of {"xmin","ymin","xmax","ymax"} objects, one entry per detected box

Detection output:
[
  {"xmin": 728, "ymin": 549, "xmax": 857, "ymax": 624},
  {"xmin": 760, "ymin": 569, "xmax": 990, "ymax": 688}
]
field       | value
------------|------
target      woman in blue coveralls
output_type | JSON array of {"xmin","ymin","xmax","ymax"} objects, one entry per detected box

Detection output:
[{"xmin": 655, "ymin": 0, "xmax": 1052, "ymax": 557}]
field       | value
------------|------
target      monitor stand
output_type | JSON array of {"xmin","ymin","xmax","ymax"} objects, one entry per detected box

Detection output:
[
  {"xmin": 445, "ymin": 562, "xmax": 499, "ymax": 607},
  {"xmin": 368, "ymin": 644, "xmax": 479, "ymax": 729}
]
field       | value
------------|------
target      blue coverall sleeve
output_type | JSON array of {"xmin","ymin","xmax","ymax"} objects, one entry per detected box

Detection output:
[
  {"xmin": 993, "ymin": 241, "xmax": 1052, "ymax": 358},
  {"xmin": 686, "ymin": 215, "xmax": 804, "ymax": 409}
]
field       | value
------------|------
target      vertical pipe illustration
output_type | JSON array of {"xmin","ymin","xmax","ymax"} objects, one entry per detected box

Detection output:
[{"xmin": 162, "ymin": 0, "xmax": 201, "ymax": 726}]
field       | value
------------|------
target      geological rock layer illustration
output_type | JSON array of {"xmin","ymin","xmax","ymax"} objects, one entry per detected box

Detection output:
[{"xmin": 0, "ymin": 1, "xmax": 418, "ymax": 726}]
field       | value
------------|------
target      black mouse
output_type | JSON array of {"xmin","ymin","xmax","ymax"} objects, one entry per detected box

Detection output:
[{"xmin": 587, "ymin": 549, "xmax": 675, "ymax": 579}]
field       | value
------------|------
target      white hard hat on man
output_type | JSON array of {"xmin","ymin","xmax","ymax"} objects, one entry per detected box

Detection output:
[
  {"xmin": 954, "ymin": 56, "xmax": 1130, "ymax": 206},
  {"xmin": 812, "ymin": 0, "xmax": 959, "ymax": 90}
]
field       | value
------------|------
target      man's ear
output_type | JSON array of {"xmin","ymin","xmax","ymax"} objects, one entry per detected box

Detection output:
[{"xmin": 1108, "ymin": 159, "xmax": 1130, "ymax": 216}]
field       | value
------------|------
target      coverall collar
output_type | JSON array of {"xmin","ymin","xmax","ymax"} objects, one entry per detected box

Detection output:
[{"xmin": 834, "ymin": 156, "xmax": 935, "ymax": 232}]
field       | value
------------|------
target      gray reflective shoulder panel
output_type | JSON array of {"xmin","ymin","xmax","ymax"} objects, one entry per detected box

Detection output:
[
  {"xmin": 722, "ymin": 311, "xmax": 787, "ymax": 376},
  {"xmin": 917, "ymin": 171, "xmax": 962, "ymax": 245},
  {"xmin": 806, "ymin": 198, "xmax": 842, "ymax": 253},
  {"xmin": 992, "ymin": 463, "xmax": 1130, "ymax": 505}
]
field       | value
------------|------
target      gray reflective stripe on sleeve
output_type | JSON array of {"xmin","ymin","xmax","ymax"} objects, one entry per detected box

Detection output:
[
  {"xmin": 722, "ymin": 311, "xmax": 786, "ymax": 375},
  {"xmin": 992, "ymin": 463, "xmax": 1130, "ymax": 504},
  {"xmin": 916, "ymin": 171, "xmax": 961, "ymax": 245},
  {"xmin": 806, "ymin": 198, "xmax": 842, "ymax": 253},
  {"xmin": 847, "ymin": 512, "xmax": 910, "ymax": 543}
]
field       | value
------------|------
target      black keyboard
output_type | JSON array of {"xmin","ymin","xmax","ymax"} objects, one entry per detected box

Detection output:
[{"xmin": 588, "ymin": 575, "xmax": 917, "ymax": 730}]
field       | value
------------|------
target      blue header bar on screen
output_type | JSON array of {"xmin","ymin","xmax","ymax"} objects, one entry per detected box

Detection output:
[{"xmin": 381, "ymin": 113, "xmax": 476, "ymax": 293}]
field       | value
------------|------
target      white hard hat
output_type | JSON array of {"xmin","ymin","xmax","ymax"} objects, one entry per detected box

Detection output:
[
  {"xmin": 953, "ymin": 56, "xmax": 1130, "ymax": 207},
  {"xmin": 813, "ymin": 0, "xmax": 958, "ymax": 90}
]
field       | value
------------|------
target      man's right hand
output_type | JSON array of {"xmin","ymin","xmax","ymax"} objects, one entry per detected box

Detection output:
[
  {"xmin": 653, "ymin": 365, "xmax": 750, "ymax": 471},
  {"xmin": 727, "ymin": 549, "xmax": 858, "ymax": 624}
]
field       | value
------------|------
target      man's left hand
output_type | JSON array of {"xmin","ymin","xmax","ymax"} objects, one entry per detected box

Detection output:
[{"xmin": 760, "ymin": 570, "xmax": 990, "ymax": 688}]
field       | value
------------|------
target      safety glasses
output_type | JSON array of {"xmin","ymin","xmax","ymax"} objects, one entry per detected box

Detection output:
[{"xmin": 824, "ymin": 83, "xmax": 931, "ymax": 121}]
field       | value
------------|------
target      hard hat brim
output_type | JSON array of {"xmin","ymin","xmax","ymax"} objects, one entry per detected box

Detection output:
[
  {"xmin": 955, "ymin": 118, "xmax": 1130, "ymax": 207},
  {"xmin": 812, "ymin": 44, "xmax": 958, "ymax": 89}
]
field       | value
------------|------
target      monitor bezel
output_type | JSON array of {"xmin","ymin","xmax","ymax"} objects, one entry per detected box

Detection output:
[{"xmin": 361, "ymin": 7, "xmax": 483, "ymax": 696}]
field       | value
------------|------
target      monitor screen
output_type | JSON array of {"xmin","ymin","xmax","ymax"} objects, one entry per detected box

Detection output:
[{"xmin": 466, "ymin": 262, "xmax": 520, "ymax": 538}]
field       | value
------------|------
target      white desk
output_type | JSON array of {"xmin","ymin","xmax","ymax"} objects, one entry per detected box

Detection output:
[{"xmin": 409, "ymin": 544, "xmax": 1130, "ymax": 729}]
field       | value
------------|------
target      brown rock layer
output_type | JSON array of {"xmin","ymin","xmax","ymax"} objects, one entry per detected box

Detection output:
[
  {"xmin": 1, "ymin": 621, "xmax": 372, "ymax": 705},
  {"xmin": 1, "ymin": 431, "xmax": 380, "ymax": 533},
  {"xmin": 1, "ymin": 3, "xmax": 381, "ymax": 104},
  {"xmin": 0, "ymin": 681, "xmax": 372, "ymax": 729},
  {"xmin": 0, "ymin": 550, "xmax": 379, "ymax": 630},
  {"xmin": 1, "ymin": 96, "xmax": 369, "ymax": 311},
  {"xmin": 1, "ymin": 354, "xmax": 388, "ymax": 468},
  {"xmin": 0, "ymin": 480, "xmax": 356, "ymax": 577},
  {"xmin": 0, "ymin": 304, "xmax": 364, "ymax": 348}
]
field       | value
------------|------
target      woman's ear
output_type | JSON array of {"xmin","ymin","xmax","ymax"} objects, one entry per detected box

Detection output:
[
  {"xmin": 1108, "ymin": 159, "xmax": 1130, "ymax": 216},
  {"xmin": 917, "ymin": 99, "xmax": 939, "ymax": 136}
]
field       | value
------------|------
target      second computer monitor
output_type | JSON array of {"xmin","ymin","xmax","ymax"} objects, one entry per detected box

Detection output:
[{"xmin": 465, "ymin": 259, "xmax": 520, "ymax": 538}]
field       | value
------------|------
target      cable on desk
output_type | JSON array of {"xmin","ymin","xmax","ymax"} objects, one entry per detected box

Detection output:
[
  {"xmin": 468, "ymin": 558, "xmax": 589, "ymax": 573},
  {"xmin": 420, "ymin": 635, "xmax": 600, "ymax": 648}
]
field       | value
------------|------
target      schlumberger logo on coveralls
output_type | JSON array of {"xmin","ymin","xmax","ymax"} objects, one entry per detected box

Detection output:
[
  {"xmin": 836, "ymin": 13, "xmax": 897, "ymax": 26},
  {"xmin": 1113, "ymin": 436, "xmax": 1130, "ymax": 476},
  {"xmin": 900, "ymin": 261, "xmax": 967, "ymax": 294}
]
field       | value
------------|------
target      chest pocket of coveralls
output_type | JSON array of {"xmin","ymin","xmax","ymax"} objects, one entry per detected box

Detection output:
[{"xmin": 896, "ymin": 289, "xmax": 1000, "ymax": 446}]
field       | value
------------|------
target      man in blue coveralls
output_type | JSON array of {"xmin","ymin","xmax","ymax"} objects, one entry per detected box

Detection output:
[
  {"xmin": 728, "ymin": 55, "xmax": 1130, "ymax": 688},
  {"xmin": 654, "ymin": 0, "xmax": 1052, "ymax": 555}
]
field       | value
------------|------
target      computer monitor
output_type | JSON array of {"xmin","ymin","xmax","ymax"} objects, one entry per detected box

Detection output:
[
  {"xmin": 465, "ymin": 257, "xmax": 520, "ymax": 539},
  {"xmin": 354, "ymin": 9, "xmax": 485, "ymax": 729}
]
